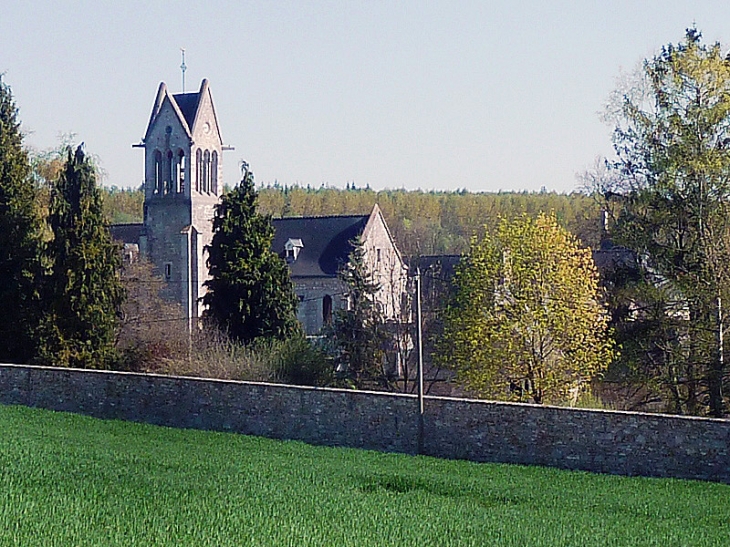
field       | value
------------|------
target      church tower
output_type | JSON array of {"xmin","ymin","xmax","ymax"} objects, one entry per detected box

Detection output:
[{"xmin": 139, "ymin": 79, "xmax": 226, "ymax": 322}]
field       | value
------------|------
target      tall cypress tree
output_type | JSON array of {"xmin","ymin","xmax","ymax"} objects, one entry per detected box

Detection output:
[
  {"xmin": 0, "ymin": 76, "xmax": 44, "ymax": 363},
  {"xmin": 203, "ymin": 164, "xmax": 300, "ymax": 344},
  {"xmin": 41, "ymin": 145, "xmax": 124, "ymax": 368}
]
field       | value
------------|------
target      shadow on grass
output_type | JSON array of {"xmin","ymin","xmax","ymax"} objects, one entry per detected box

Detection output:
[{"xmin": 355, "ymin": 473, "xmax": 520, "ymax": 509}]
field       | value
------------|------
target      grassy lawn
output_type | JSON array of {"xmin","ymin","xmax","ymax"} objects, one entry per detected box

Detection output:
[{"xmin": 0, "ymin": 405, "xmax": 727, "ymax": 546}]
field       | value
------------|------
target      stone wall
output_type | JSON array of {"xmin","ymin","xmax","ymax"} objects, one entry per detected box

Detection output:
[{"xmin": 0, "ymin": 364, "xmax": 727, "ymax": 483}]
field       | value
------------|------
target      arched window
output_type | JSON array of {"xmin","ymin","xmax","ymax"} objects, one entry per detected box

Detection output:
[
  {"xmin": 211, "ymin": 151, "xmax": 218, "ymax": 195},
  {"xmin": 166, "ymin": 150, "xmax": 174, "ymax": 195},
  {"xmin": 203, "ymin": 150, "xmax": 210, "ymax": 193},
  {"xmin": 323, "ymin": 295, "xmax": 333, "ymax": 324},
  {"xmin": 195, "ymin": 149, "xmax": 202, "ymax": 193},
  {"xmin": 154, "ymin": 150, "xmax": 163, "ymax": 195},
  {"xmin": 178, "ymin": 150, "xmax": 185, "ymax": 193}
]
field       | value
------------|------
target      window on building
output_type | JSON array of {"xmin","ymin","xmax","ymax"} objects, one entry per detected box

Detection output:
[
  {"xmin": 195, "ymin": 149, "xmax": 202, "ymax": 193},
  {"xmin": 154, "ymin": 150, "xmax": 163, "ymax": 194},
  {"xmin": 323, "ymin": 295, "xmax": 333, "ymax": 324},
  {"xmin": 178, "ymin": 150, "xmax": 186, "ymax": 193},
  {"xmin": 164, "ymin": 262, "xmax": 172, "ymax": 280},
  {"xmin": 166, "ymin": 150, "xmax": 174, "ymax": 195},
  {"xmin": 203, "ymin": 150, "xmax": 210, "ymax": 193},
  {"xmin": 211, "ymin": 151, "xmax": 218, "ymax": 195}
]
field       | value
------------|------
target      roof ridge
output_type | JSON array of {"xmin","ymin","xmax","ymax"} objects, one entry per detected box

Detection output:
[{"xmin": 272, "ymin": 213, "xmax": 369, "ymax": 221}]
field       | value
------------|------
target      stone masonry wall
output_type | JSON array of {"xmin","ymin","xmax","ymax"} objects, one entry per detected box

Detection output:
[{"xmin": 0, "ymin": 364, "xmax": 727, "ymax": 483}]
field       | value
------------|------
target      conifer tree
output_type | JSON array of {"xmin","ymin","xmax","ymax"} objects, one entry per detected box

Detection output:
[
  {"xmin": 41, "ymin": 145, "xmax": 124, "ymax": 368},
  {"xmin": 328, "ymin": 236, "xmax": 388, "ymax": 387},
  {"xmin": 0, "ymin": 76, "xmax": 44, "ymax": 363},
  {"xmin": 203, "ymin": 164, "xmax": 300, "ymax": 344}
]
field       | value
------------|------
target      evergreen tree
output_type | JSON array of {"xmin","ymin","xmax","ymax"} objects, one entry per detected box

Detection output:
[
  {"xmin": 203, "ymin": 164, "xmax": 300, "ymax": 344},
  {"xmin": 41, "ymin": 145, "xmax": 124, "ymax": 368},
  {"xmin": 328, "ymin": 236, "xmax": 388, "ymax": 387},
  {"xmin": 0, "ymin": 76, "xmax": 44, "ymax": 363}
]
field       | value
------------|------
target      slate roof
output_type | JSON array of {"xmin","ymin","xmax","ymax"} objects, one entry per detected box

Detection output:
[
  {"xmin": 109, "ymin": 223, "xmax": 144, "ymax": 245},
  {"xmin": 271, "ymin": 215, "xmax": 369, "ymax": 277},
  {"xmin": 172, "ymin": 92, "xmax": 200, "ymax": 131},
  {"xmin": 592, "ymin": 243, "xmax": 637, "ymax": 273}
]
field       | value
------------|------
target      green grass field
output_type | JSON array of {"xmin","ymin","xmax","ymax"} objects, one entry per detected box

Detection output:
[{"xmin": 0, "ymin": 405, "xmax": 727, "ymax": 546}]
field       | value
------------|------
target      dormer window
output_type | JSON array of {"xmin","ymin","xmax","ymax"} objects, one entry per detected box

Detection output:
[{"xmin": 284, "ymin": 238, "xmax": 304, "ymax": 262}]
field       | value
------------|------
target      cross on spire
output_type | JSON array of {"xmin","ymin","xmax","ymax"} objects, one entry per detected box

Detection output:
[{"xmin": 180, "ymin": 48, "xmax": 187, "ymax": 93}]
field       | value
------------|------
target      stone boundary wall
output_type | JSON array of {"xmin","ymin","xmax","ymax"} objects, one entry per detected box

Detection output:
[{"xmin": 0, "ymin": 364, "xmax": 728, "ymax": 484}]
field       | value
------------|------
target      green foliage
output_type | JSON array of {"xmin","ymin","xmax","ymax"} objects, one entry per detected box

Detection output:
[
  {"xmin": 0, "ymin": 76, "xmax": 44, "ymax": 363},
  {"xmin": 603, "ymin": 28, "xmax": 730, "ymax": 416},
  {"xmin": 1, "ymin": 405, "xmax": 728, "ymax": 546},
  {"xmin": 440, "ymin": 213, "xmax": 614, "ymax": 404},
  {"xmin": 101, "ymin": 185, "xmax": 144, "ymax": 224},
  {"xmin": 326, "ymin": 236, "xmax": 388, "ymax": 388},
  {"xmin": 40, "ymin": 145, "xmax": 124, "ymax": 368},
  {"xmin": 203, "ymin": 165, "xmax": 300, "ymax": 344},
  {"xmin": 264, "ymin": 335, "xmax": 333, "ymax": 386}
]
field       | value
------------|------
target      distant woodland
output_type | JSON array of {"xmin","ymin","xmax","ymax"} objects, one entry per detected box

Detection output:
[{"xmin": 103, "ymin": 185, "xmax": 602, "ymax": 256}]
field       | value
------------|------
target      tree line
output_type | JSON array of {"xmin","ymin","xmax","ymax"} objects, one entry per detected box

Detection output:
[{"xmin": 101, "ymin": 185, "xmax": 603, "ymax": 257}]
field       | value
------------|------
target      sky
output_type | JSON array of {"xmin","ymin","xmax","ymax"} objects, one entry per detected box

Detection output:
[{"xmin": 3, "ymin": 1, "xmax": 730, "ymax": 194}]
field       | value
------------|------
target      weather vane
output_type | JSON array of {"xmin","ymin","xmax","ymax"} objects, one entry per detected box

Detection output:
[{"xmin": 180, "ymin": 48, "xmax": 187, "ymax": 93}]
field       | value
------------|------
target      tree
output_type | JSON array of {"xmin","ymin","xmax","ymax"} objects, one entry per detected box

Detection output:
[
  {"xmin": 602, "ymin": 28, "xmax": 730, "ymax": 417},
  {"xmin": 203, "ymin": 163, "xmax": 300, "ymax": 344},
  {"xmin": 0, "ymin": 76, "xmax": 44, "ymax": 363},
  {"xmin": 116, "ymin": 256, "xmax": 188, "ymax": 371},
  {"xmin": 40, "ymin": 145, "xmax": 124, "ymax": 368},
  {"xmin": 327, "ymin": 236, "xmax": 388, "ymax": 388},
  {"xmin": 439, "ymin": 213, "xmax": 614, "ymax": 405}
]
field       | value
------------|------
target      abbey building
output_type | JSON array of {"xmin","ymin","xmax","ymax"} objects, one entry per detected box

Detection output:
[{"xmin": 112, "ymin": 79, "xmax": 408, "ymax": 338}]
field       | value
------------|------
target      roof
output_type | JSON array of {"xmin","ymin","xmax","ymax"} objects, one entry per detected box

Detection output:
[
  {"xmin": 109, "ymin": 223, "xmax": 144, "ymax": 245},
  {"xmin": 171, "ymin": 92, "xmax": 200, "ymax": 130},
  {"xmin": 592, "ymin": 245, "xmax": 637, "ymax": 273},
  {"xmin": 271, "ymin": 215, "xmax": 369, "ymax": 277}
]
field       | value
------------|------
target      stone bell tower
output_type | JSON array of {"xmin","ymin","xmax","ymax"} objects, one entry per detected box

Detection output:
[{"xmin": 137, "ymin": 79, "xmax": 228, "ymax": 322}]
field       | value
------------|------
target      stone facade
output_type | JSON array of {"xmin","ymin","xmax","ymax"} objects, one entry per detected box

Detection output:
[
  {"xmin": 271, "ymin": 205, "xmax": 409, "ymax": 335},
  {"xmin": 116, "ymin": 81, "xmax": 410, "ymax": 334},
  {"xmin": 136, "ymin": 79, "xmax": 227, "ymax": 321},
  {"xmin": 1, "ymin": 364, "xmax": 728, "ymax": 484},
  {"xmin": 292, "ymin": 277, "xmax": 345, "ymax": 335}
]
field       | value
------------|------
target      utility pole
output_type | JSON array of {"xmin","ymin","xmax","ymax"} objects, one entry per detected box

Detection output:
[{"xmin": 416, "ymin": 266, "xmax": 424, "ymax": 454}]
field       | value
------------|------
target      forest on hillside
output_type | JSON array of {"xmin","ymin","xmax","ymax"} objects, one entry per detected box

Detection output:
[{"xmin": 103, "ymin": 185, "xmax": 602, "ymax": 256}]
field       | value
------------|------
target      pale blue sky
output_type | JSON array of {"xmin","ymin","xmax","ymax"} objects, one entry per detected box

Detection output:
[{"xmin": 3, "ymin": 1, "xmax": 730, "ymax": 193}]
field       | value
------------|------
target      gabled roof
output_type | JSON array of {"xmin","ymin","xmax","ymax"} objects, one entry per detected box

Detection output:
[
  {"xmin": 171, "ymin": 91, "xmax": 200, "ymax": 130},
  {"xmin": 271, "ymin": 214, "xmax": 369, "ymax": 277},
  {"xmin": 143, "ymin": 79, "xmax": 216, "ymax": 142}
]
